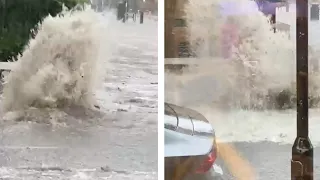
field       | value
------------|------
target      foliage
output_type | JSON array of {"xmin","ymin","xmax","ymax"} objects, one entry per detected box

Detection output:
[{"xmin": 0, "ymin": 0, "xmax": 81, "ymax": 62}]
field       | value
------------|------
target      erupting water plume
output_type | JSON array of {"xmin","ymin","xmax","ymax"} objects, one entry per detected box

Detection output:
[
  {"xmin": 167, "ymin": 0, "xmax": 320, "ymax": 110},
  {"xmin": 1, "ymin": 7, "xmax": 111, "ymax": 117}
]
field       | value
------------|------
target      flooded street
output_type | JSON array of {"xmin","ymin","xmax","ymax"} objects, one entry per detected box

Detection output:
[
  {"xmin": 165, "ymin": 1, "xmax": 320, "ymax": 179},
  {"xmin": 0, "ymin": 15, "xmax": 158, "ymax": 180}
]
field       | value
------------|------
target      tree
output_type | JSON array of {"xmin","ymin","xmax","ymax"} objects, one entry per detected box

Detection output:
[{"xmin": 0, "ymin": 0, "xmax": 82, "ymax": 62}]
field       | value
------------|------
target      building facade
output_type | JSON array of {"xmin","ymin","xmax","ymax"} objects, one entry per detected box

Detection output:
[{"xmin": 165, "ymin": 0, "xmax": 190, "ymax": 58}]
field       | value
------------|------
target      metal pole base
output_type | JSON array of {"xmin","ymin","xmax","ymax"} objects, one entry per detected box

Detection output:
[{"xmin": 291, "ymin": 137, "xmax": 313, "ymax": 179}]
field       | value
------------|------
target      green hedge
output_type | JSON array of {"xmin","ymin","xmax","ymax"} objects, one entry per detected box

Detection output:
[{"xmin": 0, "ymin": 0, "xmax": 86, "ymax": 62}]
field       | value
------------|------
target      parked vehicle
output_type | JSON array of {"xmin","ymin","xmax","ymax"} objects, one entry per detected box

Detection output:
[{"xmin": 164, "ymin": 103, "xmax": 223, "ymax": 180}]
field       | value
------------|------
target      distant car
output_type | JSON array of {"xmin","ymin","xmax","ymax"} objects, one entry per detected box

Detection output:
[{"xmin": 164, "ymin": 103, "xmax": 223, "ymax": 180}]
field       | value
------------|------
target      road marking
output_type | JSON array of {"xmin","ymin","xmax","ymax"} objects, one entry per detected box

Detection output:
[
  {"xmin": 217, "ymin": 142, "xmax": 257, "ymax": 180},
  {"xmin": 173, "ymin": 157, "xmax": 194, "ymax": 180}
]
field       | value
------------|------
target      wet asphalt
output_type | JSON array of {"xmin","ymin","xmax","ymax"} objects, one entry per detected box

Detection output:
[{"xmin": 208, "ymin": 142, "xmax": 320, "ymax": 180}]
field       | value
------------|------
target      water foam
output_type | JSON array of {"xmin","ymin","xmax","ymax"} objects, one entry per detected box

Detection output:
[
  {"xmin": 169, "ymin": 0, "xmax": 320, "ymax": 109},
  {"xmin": 165, "ymin": 0, "xmax": 320, "ymax": 145},
  {"xmin": 192, "ymin": 107, "xmax": 320, "ymax": 145},
  {"xmin": 0, "ymin": 167, "xmax": 157, "ymax": 180},
  {"xmin": 1, "ymin": 7, "xmax": 112, "ymax": 120}
]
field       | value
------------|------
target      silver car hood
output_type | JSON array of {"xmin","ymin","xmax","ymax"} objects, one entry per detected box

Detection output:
[
  {"xmin": 164, "ymin": 103, "xmax": 215, "ymax": 157},
  {"xmin": 165, "ymin": 128, "xmax": 214, "ymax": 157}
]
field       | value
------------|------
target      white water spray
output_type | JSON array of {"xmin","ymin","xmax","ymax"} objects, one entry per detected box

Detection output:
[
  {"xmin": 165, "ymin": 0, "xmax": 320, "ymax": 144},
  {"xmin": 166, "ymin": 0, "xmax": 320, "ymax": 109},
  {"xmin": 1, "ymin": 7, "xmax": 112, "ymax": 121}
]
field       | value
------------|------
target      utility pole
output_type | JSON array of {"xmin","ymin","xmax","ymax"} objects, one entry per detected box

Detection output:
[
  {"xmin": 140, "ymin": 10, "xmax": 144, "ymax": 24},
  {"xmin": 123, "ymin": 0, "xmax": 128, "ymax": 23},
  {"xmin": 291, "ymin": 0, "xmax": 314, "ymax": 179},
  {"xmin": 271, "ymin": 13, "xmax": 276, "ymax": 32}
]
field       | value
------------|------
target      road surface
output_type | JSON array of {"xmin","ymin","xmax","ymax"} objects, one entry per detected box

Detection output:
[{"xmin": 214, "ymin": 141, "xmax": 320, "ymax": 180}]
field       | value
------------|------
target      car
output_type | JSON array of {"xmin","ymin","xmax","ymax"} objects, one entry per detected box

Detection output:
[{"xmin": 164, "ymin": 102, "xmax": 223, "ymax": 180}]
